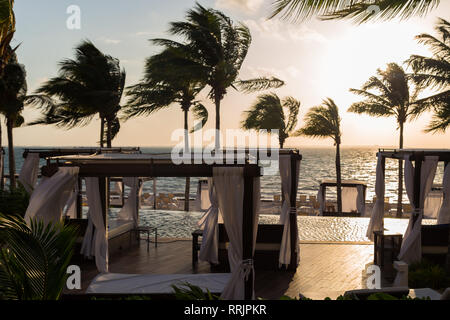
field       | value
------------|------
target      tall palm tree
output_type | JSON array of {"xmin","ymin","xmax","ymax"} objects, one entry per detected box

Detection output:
[
  {"xmin": 156, "ymin": 3, "xmax": 284, "ymax": 149},
  {"xmin": 0, "ymin": 52, "xmax": 27, "ymax": 190},
  {"xmin": 270, "ymin": 0, "xmax": 442, "ymax": 23},
  {"xmin": 125, "ymin": 48, "xmax": 208, "ymax": 211},
  {"xmin": 241, "ymin": 93, "xmax": 300, "ymax": 148},
  {"xmin": 28, "ymin": 40, "xmax": 126, "ymax": 147},
  {"xmin": 295, "ymin": 98, "xmax": 343, "ymax": 213},
  {"xmin": 406, "ymin": 17, "xmax": 450, "ymax": 133},
  {"xmin": 348, "ymin": 63, "xmax": 422, "ymax": 217}
]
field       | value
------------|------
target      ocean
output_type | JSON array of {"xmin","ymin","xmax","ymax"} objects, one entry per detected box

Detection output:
[{"xmin": 3, "ymin": 146, "xmax": 445, "ymax": 203}]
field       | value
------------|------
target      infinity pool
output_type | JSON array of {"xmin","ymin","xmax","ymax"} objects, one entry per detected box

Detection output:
[{"xmin": 109, "ymin": 209, "xmax": 436, "ymax": 242}]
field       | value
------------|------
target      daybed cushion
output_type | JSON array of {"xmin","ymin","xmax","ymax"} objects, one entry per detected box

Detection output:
[
  {"xmin": 86, "ymin": 273, "xmax": 232, "ymax": 294},
  {"xmin": 108, "ymin": 219, "xmax": 135, "ymax": 239}
]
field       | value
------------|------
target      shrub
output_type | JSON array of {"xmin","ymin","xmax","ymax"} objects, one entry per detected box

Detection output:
[{"xmin": 408, "ymin": 260, "xmax": 450, "ymax": 290}]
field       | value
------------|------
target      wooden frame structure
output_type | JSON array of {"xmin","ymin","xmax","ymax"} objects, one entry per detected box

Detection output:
[
  {"xmin": 319, "ymin": 180, "xmax": 367, "ymax": 217},
  {"xmin": 42, "ymin": 153, "xmax": 261, "ymax": 300},
  {"xmin": 378, "ymin": 149, "xmax": 450, "ymax": 269}
]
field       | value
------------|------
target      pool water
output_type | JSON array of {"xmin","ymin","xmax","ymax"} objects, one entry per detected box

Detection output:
[{"xmin": 109, "ymin": 208, "xmax": 436, "ymax": 242}]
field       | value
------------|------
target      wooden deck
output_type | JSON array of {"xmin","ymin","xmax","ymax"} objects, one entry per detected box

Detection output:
[{"xmin": 68, "ymin": 239, "xmax": 374, "ymax": 300}]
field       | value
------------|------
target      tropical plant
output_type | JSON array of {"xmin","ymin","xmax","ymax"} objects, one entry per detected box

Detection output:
[
  {"xmin": 0, "ymin": 213, "xmax": 78, "ymax": 300},
  {"xmin": 156, "ymin": 3, "xmax": 284, "ymax": 149},
  {"xmin": 0, "ymin": 51, "xmax": 27, "ymax": 190},
  {"xmin": 0, "ymin": 0, "xmax": 16, "ymax": 73},
  {"xmin": 406, "ymin": 17, "xmax": 450, "ymax": 133},
  {"xmin": 171, "ymin": 282, "xmax": 219, "ymax": 300},
  {"xmin": 270, "ymin": 0, "xmax": 442, "ymax": 23},
  {"xmin": 348, "ymin": 63, "xmax": 422, "ymax": 217},
  {"xmin": 408, "ymin": 259, "xmax": 450, "ymax": 290},
  {"xmin": 28, "ymin": 40, "xmax": 126, "ymax": 147},
  {"xmin": 295, "ymin": 98, "xmax": 343, "ymax": 213},
  {"xmin": 0, "ymin": 184, "xmax": 28, "ymax": 217},
  {"xmin": 241, "ymin": 93, "xmax": 300, "ymax": 148},
  {"xmin": 125, "ymin": 47, "xmax": 208, "ymax": 211}
]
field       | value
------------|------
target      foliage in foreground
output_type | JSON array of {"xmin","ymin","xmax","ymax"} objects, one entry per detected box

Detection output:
[
  {"xmin": 0, "ymin": 213, "xmax": 78, "ymax": 300},
  {"xmin": 0, "ymin": 184, "xmax": 29, "ymax": 217},
  {"xmin": 408, "ymin": 259, "xmax": 450, "ymax": 290},
  {"xmin": 171, "ymin": 282, "xmax": 220, "ymax": 300}
]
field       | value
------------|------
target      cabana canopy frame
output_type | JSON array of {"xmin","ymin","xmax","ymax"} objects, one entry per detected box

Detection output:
[
  {"xmin": 43, "ymin": 154, "xmax": 261, "ymax": 300},
  {"xmin": 377, "ymin": 149, "xmax": 450, "ymax": 267},
  {"xmin": 319, "ymin": 180, "xmax": 367, "ymax": 217}
]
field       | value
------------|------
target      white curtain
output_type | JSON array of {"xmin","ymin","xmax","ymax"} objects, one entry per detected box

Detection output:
[
  {"xmin": 198, "ymin": 178, "xmax": 220, "ymax": 264},
  {"xmin": 278, "ymin": 155, "xmax": 300, "ymax": 267},
  {"xmin": 64, "ymin": 179, "xmax": 79, "ymax": 218},
  {"xmin": 18, "ymin": 153, "xmax": 40, "ymax": 194},
  {"xmin": 80, "ymin": 177, "xmax": 109, "ymax": 273},
  {"xmin": 437, "ymin": 164, "xmax": 450, "ymax": 224},
  {"xmin": 366, "ymin": 153, "xmax": 385, "ymax": 240},
  {"xmin": 24, "ymin": 167, "xmax": 79, "ymax": 226},
  {"xmin": 317, "ymin": 187, "xmax": 325, "ymax": 216},
  {"xmin": 356, "ymin": 185, "xmax": 366, "ymax": 216},
  {"xmin": 398, "ymin": 156, "xmax": 439, "ymax": 264},
  {"xmin": 214, "ymin": 167, "xmax": 255, "ymax": 300},
  {"xmin": 117, "ymin": 177, "xmax": 143, "ymax": 226},
  {"xmin": 424, "ymin": 190, "xmax": 443, "ymax": 219},
  {"xmin": 342, "ymin": 187, "xmax": 358, "ymax": 213},
  {"xmin": 195, "ymin": 180, "xmax": 211, "ymax": 212}
]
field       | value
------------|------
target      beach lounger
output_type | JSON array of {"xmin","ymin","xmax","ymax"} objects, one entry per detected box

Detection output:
[{"xmin": 84, "ymin": 272, "xmax": 231, "ymax": 298}]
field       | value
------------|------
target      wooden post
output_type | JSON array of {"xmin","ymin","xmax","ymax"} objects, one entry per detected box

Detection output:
[
  {"xmin": 76, "ymin": 177, "xmax": 83, "ymax": 219},
  {"xmin": 98, "ymin": 177, "xmax": 109, "ymax": 242},
  {"xmin": 242, "ymin": 169, "xmax": 254, "ymax": 300},
  {"xmin": 289, "ymin": 155, "xmax": 299, "ymax": 270},
  {"xmin": 412, "ymin": 153, "xmax": 423, "ymax": 226}
]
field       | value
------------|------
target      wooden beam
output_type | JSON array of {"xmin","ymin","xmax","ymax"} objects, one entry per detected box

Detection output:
[{"xmin": 289, "ymin": 156, "xmax": 299, "ymax": 270}]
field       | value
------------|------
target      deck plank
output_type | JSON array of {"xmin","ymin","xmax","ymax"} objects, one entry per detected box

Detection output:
[{"xmin": 67, "ymin": 240, "xmax": 374, "ymax": 299}]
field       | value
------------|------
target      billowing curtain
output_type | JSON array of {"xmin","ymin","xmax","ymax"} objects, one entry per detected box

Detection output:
[
  {"xmin": 278, "ymin": 154, "xmax": 300, "ymax": 267},
  {"xmin": 356, "ymin": 185, "xmax": 366, "ymax": 216},
  {"xmin": 198, "ymin": 178, "xmax": 220, "ymax": 264},
  {"xmin": 366, "ymin": 153, "xmax": 385, "ymax": 240},
  {"xmin": 398, "ymin": 156, "xmax": 438, "ymax": 264},
  {"xmin": 342, "ymin": 187, "xmax": 358, "ymax": 213},
  {"xmin": 317, "ymin": 186, "xmax": 325, "ymax": 216},
  {"xmin": 80, "ymin": 177, "xmax": 109, "ymax": 273},
  {"xmin": 64, "ymin": 179, "xmax": 79, "ymax": 218},
  {"xmin": 214, "ymin": 167, "xmax": 257, "ymax": 300},
  {"xmin": 437, "ymin": 164, "xmax": 450, "ymax": 224},
  {"xmin": 424, "ymin": 190, "xmax": 442, "ymax": 219},
  {"xmin": 18, "ymin": 153, "xmax": 40, "ymax": 194},
  {"xmin": 117, "ymin": 177, "xmax": 143, "ymax": 226},
  {"xmin": 24, "ymin": 167, "xmax": 79, "ymax": 226}
]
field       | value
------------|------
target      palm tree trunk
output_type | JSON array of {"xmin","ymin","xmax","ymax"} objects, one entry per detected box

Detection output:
[
  {"xmin": 279, "ymin": 134, "xmax": 284, "ymax": 149},
  {"xmin": 396, "ymin": 122, "xmax": 404, "ymax": 218},
  {"xmin": 7, "ymin": 118, "xmax": 15, "ymax": 190},
  {"xmin": 106, "ymin": 119, "xmax": 112, "ymax": 148},
  {"xmin": 336, "ymin": 141, "xmax": 342, "ymax": 214},
  {"xmin": 100, "ymin": 117, "xmax": 105, "ymax": 148},
  {"xmin": 183, "ymin": 109, "xmax": 190, "ymax": 212},
  {"xmin": 214, "ymin": 94, "xmax": 221, "ymax": 150}
]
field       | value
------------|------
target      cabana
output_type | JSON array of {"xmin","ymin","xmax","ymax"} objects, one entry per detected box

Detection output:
[
  {"xmin": 367, "ymin": 149, "xmax": 450, "ymax": 274},
  {"xmin": 25, "ymin": 153, "xmax": 261, "ymax": 300},
  {"xmin": 197, "ymin": 149, "xmax": 302, "ymax": 271},
  {"xmin": 318, "ymin": 180, "xmax": 367, "ymax": 217}
]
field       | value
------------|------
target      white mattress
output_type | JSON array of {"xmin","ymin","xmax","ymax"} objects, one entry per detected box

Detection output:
[
  {"xmin": 86, "ymin": 272, "xmax": 231, "ymax": 294},
  {"xmin": 108, "ymin": 219, "xmax": 135, "ymax": 239}
]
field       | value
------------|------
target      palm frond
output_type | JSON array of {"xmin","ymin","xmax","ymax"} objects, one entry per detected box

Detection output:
[
  {"xmin": 190, "ymin": 103, "xmax": 208, "ymax": 133},
  {"xmin": 235, "ymin": 77, "xmax": 285, "ymax": 93}
]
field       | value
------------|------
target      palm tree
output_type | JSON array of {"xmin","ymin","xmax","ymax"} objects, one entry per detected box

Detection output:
[
  {"xmin": 406, "ymin": 18, "xmax": 450, "ymax": 133},
  {"xmin": 28, "ymin": 40, "xmax": 126, "ymax": 148},
  {"xmin": 0, "ymin": 52, "xmax": 27, "ymax": 190},
  {"xmin": 241, "ymin": 93, "xmax": 300, "ymax": 148},
  {"xmin": 0, "ymin": 0, "xmax": 16, "ymax": 73},
  {"xmin": 348, "ymin": 63, "xmax": 422, "ymax": 217},
  {"xmin": 156, "ymin": 3, "xmax": 284, "ymax": 149},
  {"xmin": 295, "ymin": 98, "xmax": 343, "ymax": 213},
  {"xmin": 0, "ymin": 213, "xmax": 77, "ymax": 300},
  {"xmin": 125, "ymin": 48, "xmax": 208, "ymax": 211},
  {"xmin": 270, "ymin": 0, "xmax": 442, "ymax": 23}
]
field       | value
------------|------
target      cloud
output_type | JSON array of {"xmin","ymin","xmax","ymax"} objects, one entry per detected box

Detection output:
[
  {"xmin": 98, "ymin": 37, "xmax": 121, "ymax": 45},
  {"xmin": 244, "ymin": 17, "xmax": 328, "ymax": 43},
  {"xmin": 215, "ymin": 0, "xmax": 264, "ymax": 14}
]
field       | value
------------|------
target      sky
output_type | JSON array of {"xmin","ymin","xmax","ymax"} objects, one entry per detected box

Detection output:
[{"xmin": 10, "ymin": 0, "xmax": 450, "ymax": 148}]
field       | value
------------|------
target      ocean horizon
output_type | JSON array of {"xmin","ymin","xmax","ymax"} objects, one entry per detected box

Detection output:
[{"xmin": 2, "ymin": 146, "xmax": 446, "ymax": 202}]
